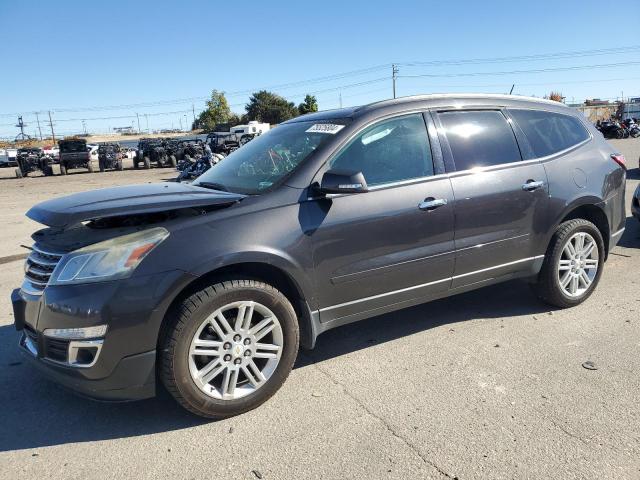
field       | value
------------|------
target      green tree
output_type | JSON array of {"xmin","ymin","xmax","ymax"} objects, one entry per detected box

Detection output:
[
  {"xmin": 193, "ymin": 90, "xmax": 231, "ymax": 130},
  {"xmin": 245, "ymin": 90, "xmax": 298, "ymax": 124},
  {"xmin": 298, "ymin": 94, "xmax": 318, "ymax": 115}
]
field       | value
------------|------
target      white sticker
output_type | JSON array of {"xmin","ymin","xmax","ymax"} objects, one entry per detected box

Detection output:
[{"xmin": 306, "ymin": 123, "xmax": 345, "ymax": 134}]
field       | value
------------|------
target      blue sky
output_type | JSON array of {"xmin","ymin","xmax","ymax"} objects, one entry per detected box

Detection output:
[{"xmin": 1, "ymin": 0, "xmax": 639, "ymax": 138}]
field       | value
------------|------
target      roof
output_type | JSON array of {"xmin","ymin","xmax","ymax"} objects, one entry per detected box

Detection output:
[{"xmin": 285, "ymin": 93, "xmax": 573, "ymax": 124}]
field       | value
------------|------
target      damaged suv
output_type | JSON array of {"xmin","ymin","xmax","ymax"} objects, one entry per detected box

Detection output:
[{"xmin": 12, "ymin": 95, "xmax": 626, "ymax": 418}]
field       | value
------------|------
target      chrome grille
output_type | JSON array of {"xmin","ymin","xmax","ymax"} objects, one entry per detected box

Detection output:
[{"xmin": 21, "ymin": 245, "xmax": 63, "ymax": 296}]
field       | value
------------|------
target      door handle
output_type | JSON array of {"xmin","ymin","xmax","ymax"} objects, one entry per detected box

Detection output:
[
  {"xmin": 418, "ymin": 198, "xmax": 448, "ymax": 211},
  {"xmin": 522, "ymin": 180, "xmax": 544, "ymax": 191}
]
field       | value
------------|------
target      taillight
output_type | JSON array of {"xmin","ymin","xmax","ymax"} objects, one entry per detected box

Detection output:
[{"xmin": 611, "ymin": 153, "xmax": 626, "ymax": 170}]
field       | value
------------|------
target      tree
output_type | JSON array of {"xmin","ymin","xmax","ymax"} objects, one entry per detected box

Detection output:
[
  {"xmin": 298, "ymin": 94, "xmax": 318, "ymax": 115},
  {"xmin": 245, "ymin": 90, "xmax": 298, "ymax": 124},
  {"xmin": 192, "ymin": 90, "xmax": 231, "ymax": 130},
  {"xmin": 545, "ymin": 91, "xmax": 564, "ymax": 103}
]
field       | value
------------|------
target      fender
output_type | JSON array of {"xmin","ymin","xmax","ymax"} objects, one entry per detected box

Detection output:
[{"xmin": 189, "ymin": 248, "xmax": 316, "ymax": 309}]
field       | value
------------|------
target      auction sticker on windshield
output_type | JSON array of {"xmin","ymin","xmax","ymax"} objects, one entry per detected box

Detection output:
[{"xmin": 306, "ymin": 124, "xmax": 345, "ymax": 134}]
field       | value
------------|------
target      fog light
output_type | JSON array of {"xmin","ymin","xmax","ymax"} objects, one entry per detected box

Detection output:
[{"xmin": 43, "ymin": 325, "xmax": 107, "ymax": 340}]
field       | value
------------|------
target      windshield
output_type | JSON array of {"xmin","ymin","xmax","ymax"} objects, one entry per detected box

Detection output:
[{"xmin": 194, "ymin": 120, "xmax": 348, "ymax": 194}]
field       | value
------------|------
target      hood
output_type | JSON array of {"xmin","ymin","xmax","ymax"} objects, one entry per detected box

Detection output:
[{"xmin": 27, "ymin": 182, "xmax": 245, "ymax": 228}]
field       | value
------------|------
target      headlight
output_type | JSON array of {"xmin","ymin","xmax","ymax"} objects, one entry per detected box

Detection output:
[{"xmin": 49, "ymin": 227, "xmax": 169, "ymax": 285}]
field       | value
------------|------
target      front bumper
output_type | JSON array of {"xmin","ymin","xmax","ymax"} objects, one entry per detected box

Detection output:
[{"xmin": 11, "ymin": 270, "xmax": 194, "ymax": 401}]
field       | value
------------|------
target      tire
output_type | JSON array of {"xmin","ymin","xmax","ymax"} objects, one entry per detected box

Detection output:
[
  {"xmin": 143, "ymin": 157, "xmax": 151, "ymax": 169},
  {"xmin": 160, "ymin": 280, "xmax": 299, "ymax": 419},
  {"xmin": 117, "ymin": 159, "xmax": 123, "ymax": 171},
  {"xmin": 169, "ymin": 155, "xmax": 177, "ymax": 168},
  {"xmin": 533, "ymin": 219, "xmax": 604, "ymax": 308},
  {"xmin": 99, "ymin": 160, "xmax": 105, "ymax": 172},
  {"xmin": 134, "ymin": 160, "xmax": 139, "ymax": 170},
  {"xmin": 87, "ymin": 161, "xmax": 94, "ymax": 173},
  {"xmin": 43, "ymin": 166, "xmax": 54, "ymax": 177},
  {"xmin": 60, "ymin": 163, "xmax": 67, "ymax": 175},
  {"xmin": 15, "ymin": 168, "xmax": 23, "ymax": 178}
]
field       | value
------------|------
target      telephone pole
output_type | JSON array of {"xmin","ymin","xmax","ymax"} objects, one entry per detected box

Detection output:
[
  {"xmin": 136, "ymin": 112, "xmax": 141, "ymax": 133},
  {"xmin": 35, "ymin": 112, "xmax": 43, "ymax": 140},
  {"xmin": 192, "ymin": 104, "xmax": 196, "ymax": 126},
  {"xmin": 392, "ymin": 64, "xmax": 399, "ymax": 99},
  {"xmin": 47, "ymin": 111, "xmax": 56, "ymax": 143},
  {"xmin": 144, "ymin": 114, "xmax": 149, "ymax": 133}
]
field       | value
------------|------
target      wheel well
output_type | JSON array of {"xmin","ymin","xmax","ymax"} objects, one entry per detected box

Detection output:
[
  {"xmin": 560, "ymin": 204, "xmax": 610, "ymax": 254},
  {"xmin": 160, "ymin": 263, "xmax": 315, "ymax": 350}
]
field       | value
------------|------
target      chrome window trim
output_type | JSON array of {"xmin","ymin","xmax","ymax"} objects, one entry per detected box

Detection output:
[{"xmin": 318, "ymin": 255, "xmax": 544, "ymax": 313}]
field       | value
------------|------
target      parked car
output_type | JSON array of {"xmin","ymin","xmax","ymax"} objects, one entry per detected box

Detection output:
[
  {"xmin": 0, "ymin": 148, "xmax": 18, "ymax": 167},
  {"xmin": 11, "ymin": 94, "xmax": 626, "ymax": 418},
  {"xmin": 58, "ymin": 138, "xmax": 93, "ymax": 174}
]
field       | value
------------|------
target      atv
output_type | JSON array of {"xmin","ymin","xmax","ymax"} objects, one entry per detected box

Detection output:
[
  {"xmin": 98, "ymin": 143, "xmax": 124, "ymax": 172},
  {"xmin": 206, "ymin": 132, "xmax": 240, "ymax": 156},
  {"xmin": 58, "ymin": 138, "xmax": 93, "ymax": 174},
  {"xmin": 15, "ymin": 147, "xmax": 54, "ymax": 178},
  {"xmin": 134, "ymin": 140, "xmax": 177, "ymax": 169}
]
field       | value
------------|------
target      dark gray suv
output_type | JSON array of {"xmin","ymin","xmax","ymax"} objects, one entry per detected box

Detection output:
[{"xmin": 11, "ymin": 94, "xmax": 626, "ymax": 418}]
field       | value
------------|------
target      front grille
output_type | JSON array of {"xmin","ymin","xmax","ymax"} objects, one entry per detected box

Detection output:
[{"xmin": 21, "ymin": 245, "xmax": 63, "ymax": 296}]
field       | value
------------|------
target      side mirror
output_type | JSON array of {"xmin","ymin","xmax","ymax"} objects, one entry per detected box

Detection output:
[{"xmin": 319, "ymin": 169, "xmax": 368, "ymax": 194}]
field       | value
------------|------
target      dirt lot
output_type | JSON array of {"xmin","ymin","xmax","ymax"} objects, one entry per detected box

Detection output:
[{"xmin": 0, "ymin": 140, "xmax": 639, "ymax": 479}]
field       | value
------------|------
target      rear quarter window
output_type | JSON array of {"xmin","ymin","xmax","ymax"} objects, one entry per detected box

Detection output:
[{"xmin": 508, "ymin": 109, "xmax": 590, "ymax": 158}]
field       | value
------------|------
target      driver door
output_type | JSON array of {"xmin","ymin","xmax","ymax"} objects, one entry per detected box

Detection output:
[{"xmin": 303, "ymin": 113, "xmax": 456, "ymax": 324}]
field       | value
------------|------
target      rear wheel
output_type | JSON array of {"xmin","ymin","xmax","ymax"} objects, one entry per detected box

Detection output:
[
  {"xmin": 59, "ymin": 163, "xmax": 67, "ymax": 175},
  {"xmin": 533, "ymin": 219, "xmax": 604, "ymax": 308},
  {"xmin": 117, "ymin": 159, "xmax": 123, "ymax": 171},
  {"xmin": 169, "ymin": 155, "xmax": 177, "ymax": 168},
  {"xmin": 15, "ymin": 168, "xmax": 23, "ymax": 178},
  {"xmin": 99, "ymin": 159, "xmax": 105, "ymax": 172},
  {"xmin": 143, "ymin": 156, "xmax": 151, "ymax": 169},
  {"xmin": 160, "ymin": 280, "xmax": 299, "ymax": 418}
]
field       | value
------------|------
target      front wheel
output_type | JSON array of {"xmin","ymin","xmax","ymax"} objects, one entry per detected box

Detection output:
[
  {"xmin": 533, "ymin": 219, "xmax": 604, "ymax": 308},
  {"xmin": 59, "ymin": 163, "xmax": 67, "ymax": 175},
  {"xmin": 160, "ymin": 280, "xmax": 299, "ymax": 418},
  {"xmin": 143, "ymin": 156, "xmax": 151, "ymax": 169}
]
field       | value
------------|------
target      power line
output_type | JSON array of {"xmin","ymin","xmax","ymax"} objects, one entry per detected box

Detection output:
[
  {"xmin": 397, "ymin": 61, "xmax": 640, "ymax": 78},
  {"xmin": 398, "ymin": 45, "xmax": 640, "ymax": 67},
  {"xmin": 2, "ymin": 44, "xmax": 639, "ymax": 118}
]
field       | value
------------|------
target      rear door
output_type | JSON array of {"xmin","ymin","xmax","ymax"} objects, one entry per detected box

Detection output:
[
  {"xmin": 304, "ymin": 113, "xmax": 456, "ymax": 323},
  {"xmin": 433, "ymin": 109, "xmax": 549, "ymax": 288}
]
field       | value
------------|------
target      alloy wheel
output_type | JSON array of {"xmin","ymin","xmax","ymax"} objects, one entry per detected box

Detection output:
[
  {"xmin": 557, "ymin": 231, "xmax": 599, "ymax": 298},
  {"xmin": 188, "ymin": 301, "xmax": 283, "ymax": 400}
]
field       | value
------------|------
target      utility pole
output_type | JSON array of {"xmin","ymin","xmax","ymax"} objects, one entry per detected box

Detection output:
[
  {"xmin": 184, "ymin": 114, "xmax": 188, "ymax": 132},
  {"xmin": 136, "ymin": 112, "xmax": 141, "ymax": 133},
  {"xmin": 179, "ymin": 117, "xmax": 182, "ymax": 131},
  {"xmin": 192, "ymin": 104, "xmax": 196, "ymax": 126},
  {"xmin": 47, "ymin": 111, "xmax": 56, "ymax": 143},
  {"xmin": 35, "ymin": 112, "xmax": 43, "ymax": 140},
  {"xmin": 509, "ymin": 84, "xmax": 515, "ymax": 95},
  {"xmin": 392, "ymin": 64, "xmax": 399, "ymax": 99},
  {"xmin": 144, "ymin": 114, "xmax": 149, "ymax": 133},
  {"xmin": 339, "ymin": 92, "xmax": 343, "ymax": 108}
]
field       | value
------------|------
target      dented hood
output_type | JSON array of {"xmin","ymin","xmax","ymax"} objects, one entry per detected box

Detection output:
[{"xmin": 27, "ymin": 182, "xmax": 245, "ymax": 228}]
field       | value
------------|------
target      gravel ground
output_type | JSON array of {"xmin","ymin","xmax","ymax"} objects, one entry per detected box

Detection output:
[{"xmin": 0, "ymin": 140, "xmax": 639, "ymax": 479}]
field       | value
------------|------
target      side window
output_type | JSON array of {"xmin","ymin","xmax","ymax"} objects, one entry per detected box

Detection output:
[
  {"xmin": 508, "ymin": 109, "xmax": 590, "ymax": 158},
  {"xmin": 330, "ymin": 114, "xmax": 434, "ymax": 186},
  {"xmin": 438, "ymin": 110, "xmax": 522, "ymax": 170}
]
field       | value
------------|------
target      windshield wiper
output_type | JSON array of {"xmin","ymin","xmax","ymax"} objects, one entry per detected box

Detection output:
[{"xmin": 196, "ymin": 181, "xmax": 230, "ymax": 192}]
